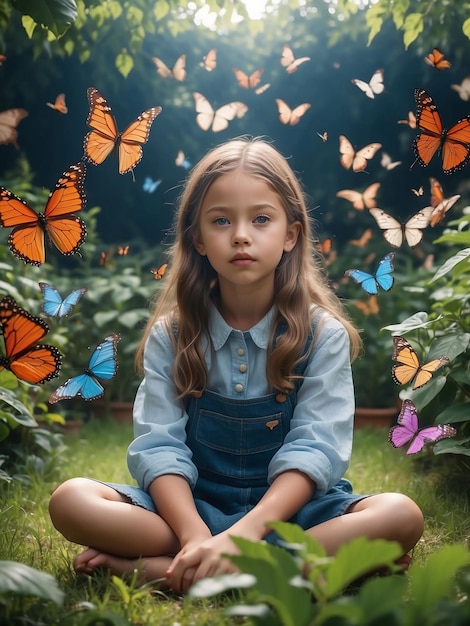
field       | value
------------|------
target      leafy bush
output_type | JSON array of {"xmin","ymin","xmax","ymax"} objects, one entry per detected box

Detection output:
[
  {"xmin": 190, "ymin": 521, "xmax": 470, "ymax": 626},
  {"xmin": 383, "ymin": 210, "xmax": 470, "ymax": 457}
]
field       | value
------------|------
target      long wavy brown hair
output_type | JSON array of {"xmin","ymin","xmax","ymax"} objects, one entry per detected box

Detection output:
[{"xmin": 136, "ymin": 137, "xmax": 361, "ymax": 397}]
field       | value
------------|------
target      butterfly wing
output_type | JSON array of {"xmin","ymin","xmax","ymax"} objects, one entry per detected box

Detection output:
[
  {"xmin": 368, "ymin": 208, "xmax": 403, "ymax": 247},
  {"xmin": 0, "ymin": 108, "xmax": 28, "ymax": 148},
  {"xmin": 441, "ymin": 117, "xmax": 470, "ymax": 174},
  {"xmin": 413, "ymin": 88, "xmax": 443, "ymax": 168},
  {"xmin": 353, "ymin": 142, "xmax": 382, "ymax": 172},
  {"xmin": 0, "ymin": 188, "xmax": 46, "ymax": 265},
  {"xmin": 143, "ymin": 177, "xmax": 161, "ymax": 193},
  {"xmin": 201, "ymin": 48, "xmax": 216, "ymax": 71},
  {"xmin": 425, "ymin": 48, "xmax": 451, "ymax": 70},
  {"xmin": 46, "ymin": 93, "xmax": 68, "ymax": 114},
  {"xmin": 152, "ymin": 57, "xmax": 172, "ymax": 78},
  {"xmin": 49, "ymin": 334, "xmax": 119, "ymax": 403},
  {"xmin": 212, "ymin": 102, "xmax": 247, "ymax": 133},
  {"xmin": 369, "ymin": 69, "xmax": 385, "ymax": 96},
  {"xmin": 344, "ymin": 268, "xmax": 379, "ymax": 295},
  {"xmin": 118, "ymin": 106, "xmax": 162, "ymax": 175},
  {"xmin": 429, "ymin": 194, "xmax": 460, "ymax": 227},
  {"xmin": 172, "ymin": 54, "xmax": 186, "ymax": 81},
  {"xmin": 84, "ymin": 87, "xmax": 119, "ymax": 166},
  {"xmin": 0, "ymin": 296, "xmax": 61, "ymax": 384},
  {"xmin": 336, "ymin": 189, "xmax": 364, "ymax": 210},
  {"xmin": 42, "ymin": 162, "xmax": 87, "ymax": 258},
  {"xmin": 450, "ymin": 76, "xmax": 470, "ymax": 101},
  {"xmin": 407, "ymin": 424, "xmax": 457, "ymax": 454},
  {"xmin": 413, "ymin": 356, "xmax": 450, "ymax": 389},
  {"xmin": 389, "ymin": 399, "xmax": 419, "ymax": 449},
  {"xmin": 374, "ymin": 252, "xmax": 395, "ymax": 291},
  {"xmin": 352, "ymin": 78, "xmax": 374, "ymax": 99},
  {"xmin": 403, "ymin": 206, "xmax": 433, "ymax": 247},
  {"xmin": 39, "ymin": 282, "xmax": 86, "ymax": 318},
  {"xmin": 339, "ymin": 135, "xmax": 355, "ymax": 169},
  {"xmin": 193, "ymin": 92, "xmax": 215, "ymax": 131},
  {"xmin": 391, "ymin": 336, "xmax": 420, "ymax": 386}
]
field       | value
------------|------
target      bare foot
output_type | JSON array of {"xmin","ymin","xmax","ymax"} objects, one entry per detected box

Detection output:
[{"xmin": 73, "ymin": 547, "xmax": 172, "ymax": 585}]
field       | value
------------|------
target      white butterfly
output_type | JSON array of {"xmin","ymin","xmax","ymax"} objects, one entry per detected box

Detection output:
[
  {"xmin": 336, "ymin": 182, "xmax": 381, "ymax": 211},
  {"xmin": 200, "ymin": 48, "xmax": 216, "ymax": 72},
  {"xmin": 397, "ymin": 111, "xmax": 417, "ymax": 129},
  {"xmin": 0, "ymin": 108, "xmax": 28, "ymax": 148},
  {"xmin": 152, "ymin": 54, "xmax": 186, "ymax": 81},
  {"xmin": 193, "ymin": 92, "xmax": 248, "ymax": 132},
  {"xmin": 450, "ymin": 76, "xmax": 470, "ymax": 101},
  {"xmin": 351, "ymin": 69, "xmax": 384, "ymax": 99},
  {"xmin": 280, "ymin": 45, "xmax": 311, "ymax": 74},
  {"xmin": 339, "ymin": 135, "xmax": 382, "ymax": 172},
  {"xmin": 275, "ymin": 99, "xmax": 310, "ymax": 126},
  {"xmin": 381, "ymin": 151, "xmax": 402, "ymax": 170},
  {"xmin": 369, "ymin": 206, "xmax": 434, "ymax": 248}
]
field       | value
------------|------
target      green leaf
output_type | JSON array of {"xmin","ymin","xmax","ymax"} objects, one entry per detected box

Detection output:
[
  {"xmin": 12, "ymin": 0, "xmax": 77, "ymax": 38},
  {"xmin": 436, "ymin": 403, "xmax": 470, "ymax": 424},
  {"xmin": 430, "ymin": 248, "xmax": 470, "ymax": 283},
  {"xmin": 402, "ymin": 12, "xmax": 424, "ymax": 49},
  {"xmin": 0, "ymin": 560, "xmax": 64, "ymax": 605},
  {"xmin": 116, "ymin": 50, "xmax": 134, "ymax": 78},
  {"xmin": 21, "ymin": 13, "xmax": 36, "ymax": 37},
  {"xmin": 463, "ymin": 17, "xmax": 470, "ymax": 39},
  {"xmin": 428, "ymin": 334, "xmax": 470, "ymax": 361},
  {"xmin": 324, "ymin": 537, "xmax": 402, "ymax": 597},
  {"xmin": 154, "ymin": 0, "xmax": 170, "ymax": 21},
  {"xmin": 382, "ymin": 312, "xmax": 436, "ymax": 333},
  {"xmin": 409, "ymin": 545, "xmax": 470, "ymax": 613}
]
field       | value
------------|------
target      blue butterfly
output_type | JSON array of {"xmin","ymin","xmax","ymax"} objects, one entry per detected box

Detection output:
[
  {"xmin": 39, "ymin": 282, "xmax": 87, "ymax": 318},
  {"xmin": 48, "ymin": 334, "xmax": 120, "ymax": 403},
  {"xmin": 345, "ymin": 252, "xmax": 395, "ymax": 295},
  {"xmin": 175, "ymin": 150, "xmax": 192, "ymax": 170},
  {"xmin": 142, "ymin": 176, "xmax": 162, "ymax": 193}
]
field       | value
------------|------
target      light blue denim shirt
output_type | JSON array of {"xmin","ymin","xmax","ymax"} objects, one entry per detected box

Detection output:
[{"xmin": 127, "ymin": 306, "xmax": 355, "ymax": 497}]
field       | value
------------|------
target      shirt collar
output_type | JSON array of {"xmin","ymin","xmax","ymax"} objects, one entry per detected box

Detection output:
[{"xmin": 209, "ymin": 304, "xmax": 276, "ymax": 351}]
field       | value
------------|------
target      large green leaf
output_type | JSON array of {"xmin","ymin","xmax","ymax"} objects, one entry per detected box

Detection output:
[
  {"xmin": 12, "ymin": 0, "xmax": 77, "ymax": 37},
  {"xmin": 0, "ymin": 561, "xmax": 64, "ymax": 605}
]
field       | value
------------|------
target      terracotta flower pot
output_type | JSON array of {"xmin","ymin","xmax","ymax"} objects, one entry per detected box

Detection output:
[{"xmin": 354, "ymin": 406, "xmax": 398, "ymax": 429}]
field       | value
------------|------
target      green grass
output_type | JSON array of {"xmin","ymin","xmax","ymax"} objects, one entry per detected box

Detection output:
[{"xmin": 1, "ymin": 419, "xmax": 469, "ymax": 624}]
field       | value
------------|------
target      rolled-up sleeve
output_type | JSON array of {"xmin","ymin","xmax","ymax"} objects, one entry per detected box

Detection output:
[
  {"xmin": 127, "ymin": 322, "xmax": 198, "ymax": 491},
  {"xmin": 268, "ymin": 318, "xmax": 354, "ymax": 497}
]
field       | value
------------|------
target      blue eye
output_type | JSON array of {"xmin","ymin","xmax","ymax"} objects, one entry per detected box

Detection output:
[
  {"xmin": 213, "ymin": 217, "xmax": 229, "ymax": 225},
  {"xmin": 255, "ymin": 215, "xmax": 270, "ymax": 223}
]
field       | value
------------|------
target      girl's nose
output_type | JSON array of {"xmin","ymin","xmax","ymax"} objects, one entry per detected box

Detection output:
[{"xmin": 232, "ymin": 225, "xmax": 251, "ymax": 245}]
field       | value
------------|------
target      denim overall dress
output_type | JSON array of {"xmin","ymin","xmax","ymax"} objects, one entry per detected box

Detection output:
[{"xmin": 105, "ymin": 328, "xmax": 367, "ymax": 542}]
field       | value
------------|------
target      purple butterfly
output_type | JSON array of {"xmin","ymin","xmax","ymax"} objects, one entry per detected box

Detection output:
[{"xmin": 389, "ymin": 399, "xmax": 456, "ymax": 455}]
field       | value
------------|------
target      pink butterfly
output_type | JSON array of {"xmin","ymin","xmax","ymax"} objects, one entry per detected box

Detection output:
[{"xmin": 389, "ymin": 399, "xmax": 456, "ymax": 455}]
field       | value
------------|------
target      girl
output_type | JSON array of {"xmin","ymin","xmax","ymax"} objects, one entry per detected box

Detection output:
[{"xmin": 49, "ymin": 137, "xmax": 423, "ymax": 594}]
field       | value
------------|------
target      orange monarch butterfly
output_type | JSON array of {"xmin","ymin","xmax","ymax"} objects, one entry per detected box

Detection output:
[
  {"xmin": 0, "ymin": 162, "xmax": 87, "ymax": 266},
  {"xmin": 46, "ymin": 93, "xmax": 68, "ymax": 114},
  {"xmin": 354, "ymin": 294, "xmax": 379, "ymax": 316},
  {"xmin": 275, "ymin": 99, "xmax": 310, "ymax": 125},
  {"xmin": 232, "ymin": 68, "xmax": 263, "ymax": 89},
  {"xmin": 424, "ymin": 48, "xmax": 451, "ymax": 70},
  {"xmin": 151, "ymin": 263, "xmax": 168, "ymax": 280},
  {"xmin": 413, "ymin": 88, "xmax": 470, "ymax": 174},
  {"xmin": 336, "ymin": 182, "xmax": 380, "ymax": 211},
  {"xmin": 83, "ymin": 87, "xmax": 162, "ymax": 175},
  {"xmin": 0, "ymin": 295, "xmax": 62, "ymax": 384},
  {"xmin": 369, "ymin": 206, "xmax": 433, "ymax": 248},
  {"xmin": 339, "ymin": 135, "xmax": 382, "ymax": 172},
  {"xmin": 280, "ymin": 44, "xmax": 310, "ymax": 74},
  {"xmin": 0, "ymin": 107, "xmax": 28, "ymax": 149},
  {"xmin": 392, "ymin": 335, "xmax": 449, "ymax": 390}
]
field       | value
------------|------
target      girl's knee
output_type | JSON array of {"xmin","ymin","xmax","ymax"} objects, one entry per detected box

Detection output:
[{"xmin": 49, "ymin": 477, "xmax": 97, "ymax": 531}]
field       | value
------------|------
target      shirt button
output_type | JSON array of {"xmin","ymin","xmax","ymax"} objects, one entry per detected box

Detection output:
[
  {"xmin": 235, "ymin": 383, "xmax": 244, "ymax": 393},
  {"xmin": 237, "ymin": 348, "xmax": 245, "ymax": 356},
  {"xmin": 239, "ymin": 364, "xmax": 247, "ymax": 373}
]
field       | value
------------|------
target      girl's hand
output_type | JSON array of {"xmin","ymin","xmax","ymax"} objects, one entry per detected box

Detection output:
[{"xmin": 166, "ymin": 532, "xmax": 239, "ymax": 594}]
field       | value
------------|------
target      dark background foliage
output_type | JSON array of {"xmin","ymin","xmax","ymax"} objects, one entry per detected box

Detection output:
[{"xmin": 1, "ymin": 3, "xmax": 469, "ymax": 254}]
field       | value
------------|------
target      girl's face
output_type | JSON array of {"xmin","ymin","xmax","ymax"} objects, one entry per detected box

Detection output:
[{"xmin": 195, "ymin": 170, "xmax": 300, "ymax": 295}]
